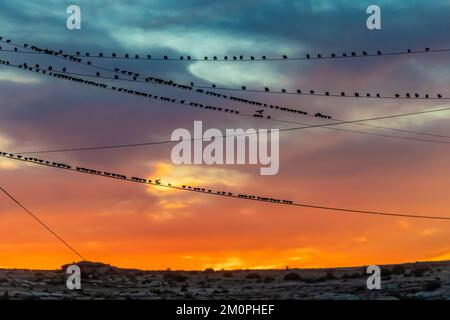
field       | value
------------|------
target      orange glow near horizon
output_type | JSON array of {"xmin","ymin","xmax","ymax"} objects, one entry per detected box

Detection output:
[{"xmin": 1, "ymin": 159, "xmax": 449, "ymax": 271}]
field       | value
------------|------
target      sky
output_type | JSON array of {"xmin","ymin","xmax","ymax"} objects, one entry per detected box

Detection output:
[{"xmin": 0, "ymin": 0, "xmax": 449, "ymax": 270}]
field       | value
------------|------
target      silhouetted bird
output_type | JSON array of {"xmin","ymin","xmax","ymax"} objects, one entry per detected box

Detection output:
[
  {"xmin": 265, "ymin": 87, "xmax": 270, "ymax": 92},
  {"xmin": 341, "ymin": 92, "xmax": 345, "ymax": 96},
  {"xmin": 204, "ymin": 56, "xmax": 208, "ymax": 60},
  {"xmin": 233, "ymin": 56, "xmax": 237, "ymax": 60},
  {"xmin": 241, "ymin": 86, "xmax": 246, "ymax": 90},
  {"xmin": 112, "ymin": 53, "xmax": 117, "ymax": 57},
  {"xmin": 306, "ymin": 54, "xmax": 310, "ymax": 59},
  {"xmin": 325, "ymin": 92, "xmax": 329, "ymax": 96},
  {"xmin": 351, "ymin": 52, "xmax": 356, "ymax": 56},
  {"xmin": 395, "ymin": 94, "xmax": 400, "ymax": 97},
  {"xmin": 425, "ymin": 48, "xmax": 430, "ymax": 51},
  {"xmin": 212, "ymin": 84, "xmax": 216, "ymax": 88},
  {"xmin": 354, "ymin": 92, "xmax": 359, "ymax": 97},
  {"xmin": 297, "ymin": 89, "xmax": 301, "ymax": 94},
  {"xmin": 407, "ymin": 49, "xmax": 411, "ymax": 53},
  {"xmin": 331, "ymin": 53, "xmax": 336, "ymax": 57},
  {"xmin": 283, "ymin": 55, "xmax": 287, "ymax": 59},
  {"xmin": 342, "ymin": 53, "xmax": 347, "ymax": 57},
  {"xmin": 213, "ymin": 56, "xmax": 217, "ymax": 60},
  {"xmin": 135, "ymin": 54, "xmax": 139, "ymax": 59},
  {"xmin": 96, "ymin": 72, "xmax": 100, "ymax": 76},
  {"xmin": 376, "ymin": 93, "xmax": 380, "ymax": 97},
  {"xmin": 363, "ymin": 51, "xmax": 368, "ymax": 55},
  {"xmin": 281, "ymin": 89, "xmax": 286, "ymax": 93},
  {"xmin": 437, "ymin": 94, "xmax": 442, "ymax": 98},
  {"xmin": 125, "ymin": 54, "xmax": 129, "ymax": 58},
  {"xmin": 240, "ymin": 55, "xmax": 243, "ymax": 60},
  {"xmin": 251, "ymin": 56, "xmax": 255, "ymax": 60},
  {"xmin": 317, "ymin": 54, "xmax": 321, "ymax": 58},
  {"xmin": 406, "ymin": 93, "xmax": 410, "ymax": 98},
  {"xmin": 310, "ymin": 90, "xmax": 314, "ymax": 94},
  {"xmin": 224, "ymin": 56, "xmax": 228, "ymax": 60},
  {"xmin": 377, "ymin": 50, "xmax": 382, "ymax": 55},
  {"xmin": 262, "ymin": 56, "xmax": 266, "ymax": 60},
  {"xmin": 425, "ymin": 94, "xmax": 429, "ymax": 98},
  {"xmin": 415, "ymin": 93, "xmax": 420, "ymax": 97},
  {"xmin": 179, "ymin": 56, "xmax": 183, "ymax": 60},
  {"xmin": 85, "ymin": 52, "xmax": 90, "ymax": 56},
  {"xmin": 164, "ymin": 55, "xmax": 168, "ymax": 60},
  {"xmin": 147, "ymin": 54, "xmax": 151, "ymax": 59}
]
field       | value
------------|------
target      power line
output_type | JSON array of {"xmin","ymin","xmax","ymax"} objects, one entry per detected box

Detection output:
[
  {"xmin": 1, "ymin": 38, "xmax": 447, "ymax": 100},
  {"xmin": 16, "ymin": 64, "xmax": 450, "ymax": 140},
  {"xmin": 0, "ymin": 185, "xmax": 87, "ymax": 261},
  {"xmin": 9, "ymin": 61, "xmax": 450, "ymax": 140},
  {"xmin": 1, "ymin": 151, "xmax": 449, "ymax": 221},
  {"xmin": 2, "ymin": 58, "xmax": 450, "ymax": 149}
]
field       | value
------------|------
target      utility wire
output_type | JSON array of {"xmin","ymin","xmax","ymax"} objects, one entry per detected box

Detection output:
[
  {"xmin": 0, "ymin": 185, "xmax": 86, "ymax": 261},
  {"xmin": 1, "ymin": 152, "xmax": 449, "ymax": 221},
  {"xmin": 2, "ymin": 59, "xmax": 450, "ymax": 152}
]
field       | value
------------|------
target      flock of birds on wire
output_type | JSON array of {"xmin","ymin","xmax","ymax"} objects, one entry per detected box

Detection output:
[{"xmin": 0, "ymin": 37, "xmax": 447, "ymax": 100}]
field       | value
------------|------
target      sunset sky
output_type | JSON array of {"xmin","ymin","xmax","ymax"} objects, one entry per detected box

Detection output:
[{"xmin": 0, "ymin": 0, "xmax": 450, "ymax": 270}]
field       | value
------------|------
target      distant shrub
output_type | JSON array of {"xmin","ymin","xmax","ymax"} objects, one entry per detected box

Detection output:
[
  {"xmin": 163, "ymin": 272, "xmax": 189, "ymax": 282},
  {"xmin": 246, "ymin": 273, "xmax": 261, "ymax": 279},
  {"xmin": 381, "ymin": 268, "xmax": 393, "ymax": 278},
  {"xmin": 283, "ymin": 272, "xmax": 303, "ymax": 282},
  {"xmin": 413, "ymin": 267, "xmax": 431, "ymax": 277},
  {"xmin": 223, "ymin": 271, "xmax": 233, "ymax": 278},
  {"xmin": 204, "ymin": 268, "xmax": 215, "ymax": 273},
  {"xmin": 324, "ymin": 271, "xmax": 336, "ymax": 280},
  {"xmin": 392, "ymin": 265, "xmax": 406, "ymax": 275},
  {"xmin": 342, "ymin": 272, "xmax": 363, "ymax": 279},
  {"xmin": 423, "ymin": 280, "xmax": 441, "ymax": 292}
]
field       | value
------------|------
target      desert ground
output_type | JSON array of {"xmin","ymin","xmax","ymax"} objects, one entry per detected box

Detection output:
[{"xmin": 0, "ymin": 260, "xmax": 449, "ymax": 300}]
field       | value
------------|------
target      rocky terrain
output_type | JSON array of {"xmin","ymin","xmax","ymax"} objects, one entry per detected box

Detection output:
[{"xmin": 0, "ymin": 260, "xmax": 449, "ymax": 300}]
